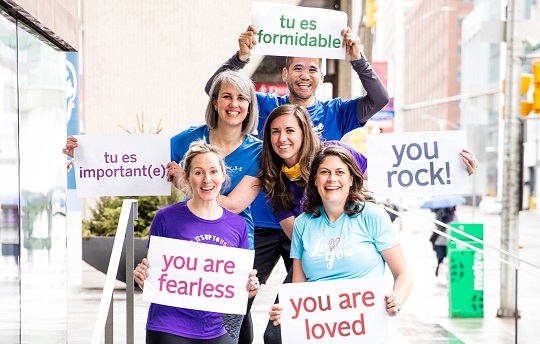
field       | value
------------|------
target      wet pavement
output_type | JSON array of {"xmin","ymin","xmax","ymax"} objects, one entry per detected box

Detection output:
[
  {"xmin": 6, "ymin": 205, "xmax": 539, "ymax": 343},
  {"xmin": 69, "ymin": 206, "xmax": 540, "ymax": 343}
]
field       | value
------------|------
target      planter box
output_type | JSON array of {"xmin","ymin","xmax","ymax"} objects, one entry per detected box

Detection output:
[{"xmin": 82, "ymin": 236, "xmax": 148, "ymax": 284}]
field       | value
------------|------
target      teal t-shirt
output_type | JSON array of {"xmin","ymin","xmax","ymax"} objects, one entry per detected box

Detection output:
[{"xmin": 290, "ymin": 202, "xmax": 400, "ymax": 282}]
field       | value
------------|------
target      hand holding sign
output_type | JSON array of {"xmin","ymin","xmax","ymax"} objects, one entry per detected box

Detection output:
[
  {"xmin": 277, "ymin": 278, "xmax": 389, "ymax": 343},
  {"xmin": 367, "ymin": 131, "xmax": 471, "ymax": 198},
  {"xmin": 251, "ymin": 2, "xmax": 348, "ymax": 59}
]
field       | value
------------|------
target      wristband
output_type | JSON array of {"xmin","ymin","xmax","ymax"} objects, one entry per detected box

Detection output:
[{"xmin": 235, "ymin": 51, "xmax": 250, "ymax": 64}]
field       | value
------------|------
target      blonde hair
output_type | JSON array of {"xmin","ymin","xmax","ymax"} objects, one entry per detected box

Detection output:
[{"xmin": 181, "ymin": 140, "xmax": 230, "ymax": 198}]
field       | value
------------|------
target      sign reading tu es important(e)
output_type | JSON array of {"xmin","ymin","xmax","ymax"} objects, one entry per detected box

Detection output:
[{"xmin": 73, "ymin": 134, "xmax": 170, "ymax": 197}]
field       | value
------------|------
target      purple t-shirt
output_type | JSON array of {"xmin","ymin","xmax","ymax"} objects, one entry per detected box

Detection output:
[
  {"xmin": 274, "ymin": 140, "xmax": 367, "ymax": 223},
  {"xmin": 145, "ymin": 202, "xmax": 248, "ymax": 340}
]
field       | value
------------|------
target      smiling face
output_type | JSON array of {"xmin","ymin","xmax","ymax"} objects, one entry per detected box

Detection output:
[
  {"xmin": 186, "ymin": 152, "xmax": 225, "ymax": 203},
  {"xmin": 314, "ymin": 155, "xmax": 353, "ymax": 207},
  {"xmin": 282, "ymin": 57, "xmax": 323, "ymax": 106},
  {"xmin": 270, "ymin": 114, "xmax": 304, "ymax": 167},
  {"xmin": 212, "ymin": 82, "xmax": 249, "ymax": 128}
]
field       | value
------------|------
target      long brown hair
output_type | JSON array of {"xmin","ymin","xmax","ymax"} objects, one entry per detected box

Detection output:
[
  {"xmin": 259, "ymin": 104, "xmax": 323, "ymax": 214},
  {"xmin": 303, "ymin": 145, "xmax": 372, "ymax": 217}
]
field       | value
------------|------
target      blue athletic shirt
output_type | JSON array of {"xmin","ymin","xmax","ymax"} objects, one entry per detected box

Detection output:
[
  {"xmin": 170, "ymin": 125, "xmax": 262, "ymax": 249},
  {"xmin": 290, "ymin": 202, "xmax": 400, "ymax": 282},
  {"xmin": 204, "ymin": 54, "xmax": 388, "ymax": 231}
]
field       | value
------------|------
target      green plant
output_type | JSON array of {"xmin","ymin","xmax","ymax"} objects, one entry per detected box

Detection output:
[{"xmin": 82, "ymin": 186, "xmax": 182, "ymax": 238}]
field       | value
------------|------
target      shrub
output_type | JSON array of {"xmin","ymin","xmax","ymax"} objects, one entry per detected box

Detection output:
[{"xmin": 82, "ymin": 186, "xmax": 182, "ymax": 238}]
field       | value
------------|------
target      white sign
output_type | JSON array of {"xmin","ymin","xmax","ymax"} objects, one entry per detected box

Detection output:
[
  {"xmin": 143, "ymin": 236, "xmax": 255, "ymax": 315},
  {"xmin": 73, "ymin": 134, "xmax": 170, "ymax": 197},
  {"xmin": 252, "ymin": 2, "xmax": 347, "ymax": 59},
  {"xmin": 367, "ymin": 131, "xmax": 470, "ymax": 197},
  {"xmin": 279, "ymin": 277, "xmax": 388, "ymax": 343}
]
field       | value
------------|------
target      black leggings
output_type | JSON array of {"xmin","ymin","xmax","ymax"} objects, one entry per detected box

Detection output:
[
  {"xmin": 146, "ymin": 330, "xmax": 236, "ymax": 344},
  {"xmin": 263, "ymin": 266, "xmax": 294, "ymax": 344}
]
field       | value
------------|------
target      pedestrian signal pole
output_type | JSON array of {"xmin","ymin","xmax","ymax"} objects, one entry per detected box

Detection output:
[{"xmin": 498, "ymin": 0, "xmax": 522, "ymax": 318}]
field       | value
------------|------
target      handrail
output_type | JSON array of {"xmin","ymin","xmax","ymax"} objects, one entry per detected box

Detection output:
[
  {"xmin": 383, "ymin": 202, "xmax": 540, "ymax": 277},
  {"xmin": 383, "ymin": 201, "xmax": 540, "ymax": 343},
  {"xmin": 91, "ymin": 199, "xmax": 138, "ymax": 344}
]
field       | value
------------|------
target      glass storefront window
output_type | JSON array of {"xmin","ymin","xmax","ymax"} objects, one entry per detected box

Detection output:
[
  {"xmin": 0, "ymin": 5, "xmax": 21, "ymax": 342},
  {"xmin": 0, "ymin": 5, "xmax": 68, "ymax": 343}
]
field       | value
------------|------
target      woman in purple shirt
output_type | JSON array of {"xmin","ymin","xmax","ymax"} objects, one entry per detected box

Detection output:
[{"xmin": 134, "ymin": 140, "xmax": 260, "ymax": 344}]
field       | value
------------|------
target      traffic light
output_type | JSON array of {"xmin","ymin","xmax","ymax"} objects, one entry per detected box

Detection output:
[
  {"xmin": 533, "ymin": 61, "xmax": 540, "ymax": 114},
  {"xmin": 501, "ymin": 75, "xmax": 534, "ymax": 116},
  {"xmin": 521, "ymin": 74, "xmax": 533, "ymax": 116},
  {"xmin": 365, "ymin": 0, "xmax": 380, "ymax": 28}
]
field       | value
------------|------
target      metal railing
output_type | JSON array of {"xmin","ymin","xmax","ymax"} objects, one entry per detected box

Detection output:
[
  {"xmin": 383, "ymin": 202, "xmax": 540, "ymax": 344},
  {"xmin": 91, "ymin": 199, "xmax": 138, "ymax": 344}
]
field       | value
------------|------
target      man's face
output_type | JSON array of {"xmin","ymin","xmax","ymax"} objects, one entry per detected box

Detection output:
[{"xmin": 282, "ymin": 57, "xmax": 323, "ymax": 104}]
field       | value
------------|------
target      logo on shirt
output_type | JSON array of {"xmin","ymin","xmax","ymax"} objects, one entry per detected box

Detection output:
[
  {"xmin": 314, "ymin": 123, "xmax": 324, "ymax": 135},
  {"xmin": 309, "ymin": 236, "xmax": 354, "ymax": 269},
  {"xmin": 229, "ymin": 166, "xmax": 243, "ymax": 172},
  {"xmin": 192, "ymin": 234, "xmax": 228, "ymax": 246}
]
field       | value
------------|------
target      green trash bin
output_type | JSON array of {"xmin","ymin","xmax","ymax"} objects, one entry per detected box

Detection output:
[{"xmin": 447, "ymin": 223, "xmax": 484, "ymax": 318}]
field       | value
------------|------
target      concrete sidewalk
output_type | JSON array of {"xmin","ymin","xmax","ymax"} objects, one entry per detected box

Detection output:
[{"xmin": 68, "ymin": 206, "xmax": 540, "ymax": 343}]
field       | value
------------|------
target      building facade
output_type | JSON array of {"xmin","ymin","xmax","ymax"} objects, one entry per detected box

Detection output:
[{"xmin": 403, "ymin": 0, "xmax": 473, "ymax": 132}]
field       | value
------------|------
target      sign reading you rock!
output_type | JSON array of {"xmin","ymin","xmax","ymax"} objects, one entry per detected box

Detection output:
[{"xmin": 366, "ymin": 130, "xmax": 470, "ymax": 198}]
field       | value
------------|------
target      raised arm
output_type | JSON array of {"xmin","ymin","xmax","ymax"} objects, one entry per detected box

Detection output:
[
  {"xmin": 204, "ymin": 25, "xmax": 257, "ymax": 94},
  {"xmin": 341, "ymin": 27, "xmax": 389, "ymax": 124}
]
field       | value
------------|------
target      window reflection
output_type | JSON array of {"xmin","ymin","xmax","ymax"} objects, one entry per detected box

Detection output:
[
  {"xmin": 17, "ymin": 20, "xmax": 68, "ymax": 342},
  {"xmin": 0, "ymin": 5, "xmax": 21, "ymax": 342},
  {"xmin": 0, "ymin": 6, "xmax": 68, "ymax": 342}
]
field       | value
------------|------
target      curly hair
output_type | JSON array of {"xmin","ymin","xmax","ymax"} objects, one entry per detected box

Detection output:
[
  {"xmin": 303, "ymin": 145, "xmax": 373, "ymax": 217},
  {"xmin": 259, "ymin": 104, "xmax": 323, "ymax": 214}
]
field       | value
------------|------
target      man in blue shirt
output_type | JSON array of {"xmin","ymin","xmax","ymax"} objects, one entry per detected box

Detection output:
[{"xmin": 204, "ymin": 25, "xmax": 389, "ymax": 344}]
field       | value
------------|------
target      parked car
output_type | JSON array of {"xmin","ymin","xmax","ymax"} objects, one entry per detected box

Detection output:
[{"xmin": 479, "ymin": 196, "xmax": 502, "ymax": 215}]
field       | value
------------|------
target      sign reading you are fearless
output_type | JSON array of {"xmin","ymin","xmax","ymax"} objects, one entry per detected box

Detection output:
[
  {"xmin": 252, "ymin": 2, "xmax": 347, "ymax": 59},
  {"xmin": 367, "ymin": 130, "xmax": 470, "ymax": 198}
]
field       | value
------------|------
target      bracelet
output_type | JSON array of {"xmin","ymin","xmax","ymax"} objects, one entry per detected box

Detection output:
[{"xmin": 396, "ymin": 302, "xmax": 402, "ymax": 312}]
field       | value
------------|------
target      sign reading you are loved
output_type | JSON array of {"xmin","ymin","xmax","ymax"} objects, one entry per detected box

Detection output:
[
  {"xmin": 73, "ymin": 134, "xmax": 170, "ymax": 197},
  {"xmin": 143, "ymin": 236, "xmax": 254, "ymax": 315},
  {"xmin": 366, "ymin": 130, "xmax": 470, "ymax": 198},
  {"xmin": 278, "ymin": 277, "xmax": 388, "ymax": 343},
  {"xmin": 252, "ymin": 2, "xmax": 347, "ymax": 59}
]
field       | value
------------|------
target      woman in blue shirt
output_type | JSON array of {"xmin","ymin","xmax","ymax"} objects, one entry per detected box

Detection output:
[{"xmin": 269, "ymin": 145, "xmax": 413, "ymax": 326}]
